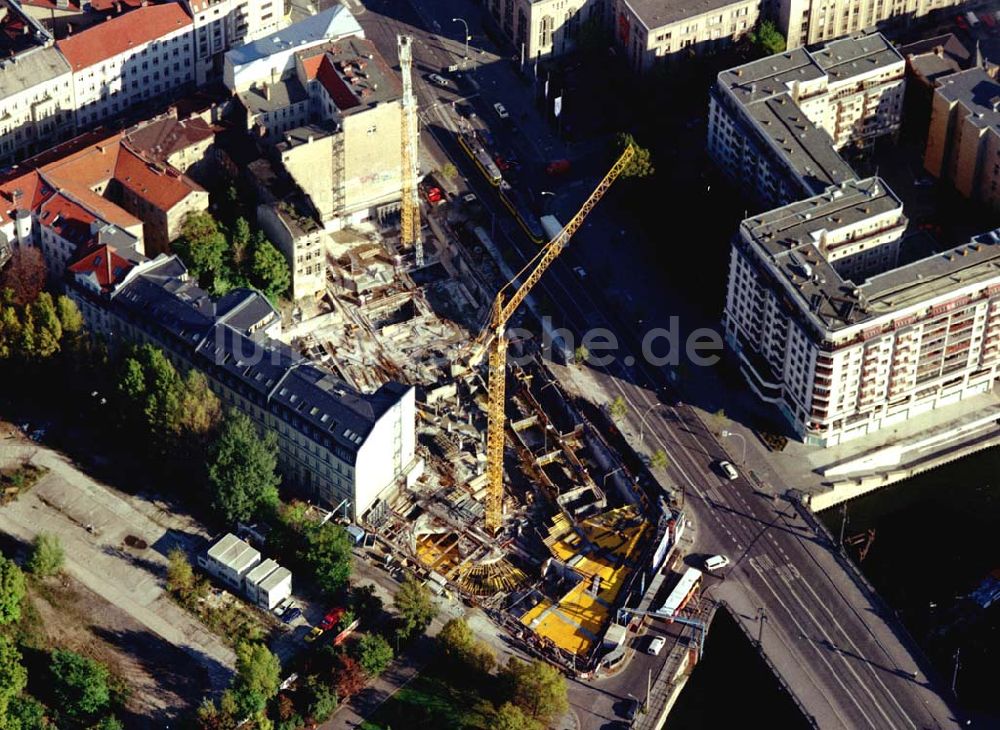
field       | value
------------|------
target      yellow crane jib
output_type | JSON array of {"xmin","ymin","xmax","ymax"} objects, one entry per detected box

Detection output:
[{"xmin": 481, "ymin": 144, "xmax": 635, "ymax": 533}]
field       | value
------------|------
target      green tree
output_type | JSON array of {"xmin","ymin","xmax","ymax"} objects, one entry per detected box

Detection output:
[
  {"xmin": 352, "ymin": 584, "xmax": 383, "ymax": 627},
  {"xmin": 466, "ymin": 641, "xmax": 496, "ymax": 675},
  {"xmin": 89, "ymin": 716, "xmax": 124, "ymax": 730},
  {"xmin": 7, "ymin": 694, "xmax": 48, "ymax": 729},
  {"xmin": 573, "ymin": 345, "xmax": 589, "ymax": 365},
  {"xmin": 231, "ymin": 642, "xmax": 281, "ymax": 718},
  {"xmin": 750, "ymin": 20, "xmax": 786, "ymax": 56},
  {"xmin": 650, "ymin": 449, "xmax": 669, "ymax": 470},
  {"xmin": 609, "ymin": 396, "xmax": 628, "ymax": 422},
  {"xmin": 502, "ymin": 658, "xmax": 568, "ymax": 724},
  {"xmin": 0, "ymin": 554, "xmax": 26, "ymax": 625},
  {"xmin": 230, "ymin": 217, "xmax": 252, "ymax": 270},
  {"xmin": 174, "ymin": 212, "xmax": 230, "ymax": 286},
  {"xmin": 303, "ymin": 676, "xmax": 337, "ymax": 724},
  {"xmin": 355, "ymin": 633, "xmax": 393, "ymax": 676},
  {"xmin": 616, "ymin": 133, "xmax": 655, "ymax": 178},
  {"xmin": 55, "ymin": 295, "xmax": 84, "ymax": 337},
  {"xmin": 393, "ymin": 574, "xmax": 437, "ymax": 643},
  {"xmin": 305, "ymin": 523, "xmax": 352, "ymax": 596},
  {"xmin": 176, "ymin": 370, "xmax": 222, "ymax": 440},
  {"xmin": 438, "ymin": 617, "xmax": 473, "ymax": 659},
  {"xmin": 26, "ymin": 533, "xmax": 64, "ymax": 577},
  {"xmin": 50, "ymin": 649, "xmax": 111, "ymax": 722},
  {"xmin": 440, "ymin": 163, "xmax": 458, "ymax": 180},
  {"xmin": 166, "ymin": 547, "xmax": 195, "ymax": 598},
  {"xmin": 0, "ymin": 303, "xmax": 21, "ymax": 359},
  {"xmin": 27, "ymin": 293, "xmax": 62, "ymax": 360},
  {"xmin": 249, "ymin": 238, "xmax": 291, "ymax": 301},
  {"xmin": 494, "ymin": 701, "xmax": 541, "ymax": 730},
  {"xmin": 208, "ymin": 411, "xmax": 281, "ymax": 524},
  {"xmin": 0, "ymin": 636, "xmax": 28, "ymax": 724}
]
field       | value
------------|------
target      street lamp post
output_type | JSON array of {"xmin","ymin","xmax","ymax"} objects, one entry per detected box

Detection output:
[
  {"xmin": 639, "ymin": 403, "xmax": 664, "ymax": 444},
  {"xmin": 539, "ymin": 190, "xmax": 555, "ymax": 213},
  {"xmin": 720, "ymin": 429, "xmax": 747, "ymax": 465},
  {"xmin": 451, "ymin": 17, "xmax": 470, "ymax": 61}
]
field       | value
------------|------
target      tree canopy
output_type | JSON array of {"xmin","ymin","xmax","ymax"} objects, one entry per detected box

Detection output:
[
  {"xmin": 26, "ymin": 533, "xmax": 64, "ymax": 577},
  {"xmin": 393, "ymin": 574, "xmax": 437, "ymax": 643},
  {"xmin": 174, "ymin": 212, "xmax": 229, "ymax": 287},
  {"xmin": 304, "ymin": 523, "xmax": 352, "ymax": 596},
  {"xmin": 750, "ymin": 20, "xmax": 786, "ymax": 56},
  {"xmin": 50, "ymin": 649, "xmax": 112, "ymax": 722},
  {"xmin": 208, "ymin": 410, "xmax": 281, "ymax": 524},
  {"xmin": 0, "ymin": 636, "xmax": 27, "ymax": 725},
  {"xmin": 0, "ymin": 554, "xmax": 25, "ymax": 625},
  {"xmin": 231, "ymin": 642, "xmax": 281, "ymax": 718},
  {"xmin": 0, "ymin": 291, "xmax": 83, "ymax": 362},
  {"xmin": 616, "ymin": 133, "xmax": 655, "ymax": 178},
  {"xmin": 249, "ymin": 238, "xmax": 291, "ymax": 301},
  {"xmin": 502, "ymin": 657, "xmax": 568, "ymax": 724},
  {"xmin": 0, "ymin": 247, "xmax": 46, "ymax": 306},
  {"xmin": 355, "ymin": 633, "xmax": 393, "ymax": 677}
]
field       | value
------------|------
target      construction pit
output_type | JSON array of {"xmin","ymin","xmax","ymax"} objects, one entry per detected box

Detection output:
[{"xmin": 282, "ymin": 199, "xmax": 656, "ymax": 672}]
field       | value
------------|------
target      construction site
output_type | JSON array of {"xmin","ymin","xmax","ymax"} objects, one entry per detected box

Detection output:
[{"xmin": 267, "ymin": 36, "xmax": 692, "ymax": 675}]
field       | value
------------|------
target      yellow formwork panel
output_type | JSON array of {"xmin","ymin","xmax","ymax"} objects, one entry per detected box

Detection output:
[
  {"xmin": 532, "ymin": 608, "xmax": 595, "ymax": 655},
  {"xmin": 520, "ymin": 597, "xmax": 554, "ymax": 628}
]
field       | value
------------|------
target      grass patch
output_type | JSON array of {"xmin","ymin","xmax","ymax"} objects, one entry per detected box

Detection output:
[
  {"xmin": 170, "ymin": 581, "xmax": 275, "ymax": 647},
  {"xmin": 360, "ymin": 662, "xmax": 495, "ymax": 730},
  {"xmin": 0, "ymin": 462, "xmax": 48, "ymax": 504}
]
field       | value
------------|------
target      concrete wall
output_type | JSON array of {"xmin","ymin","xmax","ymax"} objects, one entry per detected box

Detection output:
[
  {"xmin": 354, "ymin": 384, "xmax": 416, "ymax": 517},
  {"xmin": 342, "ymin": 102, "xmax": 403, "ymax": 216},
  {"xmin": 280, "ymin": 133, "xmax": 336, "ymax": 222}
]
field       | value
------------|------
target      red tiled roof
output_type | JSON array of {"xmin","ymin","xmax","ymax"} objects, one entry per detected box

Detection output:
[
  {"xmin": 316, "ymin": 55, "xmax": 360, "ymax": 112},
  {"xmin": 38, "ymin": 193, "xmax": 99, "ymax": 248},
  {"xmin": 299, "ymin": 53, "xmax": 324, "ymax": 81},
  {"xmin": 56, "ymin": 4, "xmax": 192, "ymax": 71},
  {"xmin": 114, "ymin": 146, "xmax": 203, "ymax": 210},
  {"xmin": 68, "ymin": 244, "xmax": 134, "ymax": 292}
]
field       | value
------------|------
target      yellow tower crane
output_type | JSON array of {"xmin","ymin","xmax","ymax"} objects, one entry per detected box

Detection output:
[
  {"xmin": 398, "ymin": 35, "xmax": 423, "ymax": 266},
  {"xmin": 474, "ymin": 144, "xmax": 635, "ymax": 533}
]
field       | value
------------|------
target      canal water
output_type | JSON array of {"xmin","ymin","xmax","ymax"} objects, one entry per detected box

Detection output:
[{"xmin": 671, "ymin": 447, "xmax": 1000, "ymax": 727}]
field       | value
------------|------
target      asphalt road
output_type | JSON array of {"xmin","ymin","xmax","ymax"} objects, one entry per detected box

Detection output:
[{"xmin": 352, "ymin": 1, "xmax": 964, "ymax": 728}]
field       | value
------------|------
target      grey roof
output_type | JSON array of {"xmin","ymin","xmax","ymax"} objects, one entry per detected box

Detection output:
[
  {"xmin": 300, "ymin": 35, "xmax": 402, "ymax": 111},
  {"xmin": 620, "ymin": 0, "xmax": 747, "ymax": 30},
  {"xmin": 278, "ymin": 122, "xmax": 338, "ymax": 150},
  {"xmin": 935, "ymin": 68, "xmax": 1000, "ymax": 131},
  {"xmin": 246, "ymin": 560, "xmax": 291, "ymax": 593},
  {"xmin": 718, "ymin": 47, "xmax": 822, "ymax": 106},
  {"xmin": 112, "ymin": 255, "xmax": 411, "ymax": 460},
  {"xmin": 207, "ymin": 533, "xmax": 261, "ymax": 574},
  {"xmin": 0, "ymin": 44, "xmax": 70, "ymax": 101},
  {"xmin": 898, "ymin": 33, "xmax": 971, "ymax": 65},
  {"xmin": 908, "ymin": 53, "xmax": 963, "ymax": 85},
  {"xmin": 809, "ymin": 33, "xmax": 904, "ymax": 83},
  {"xmin": 225, "ymin": 4, "xmax": 362, "ymax": 67},
  {"xmin": 740, "ymin": 180, "xmax": 1000, "ymax": 331},
  {"xmin": 238, "ymin": 75, "xmax": 309, "ymax": 114}
]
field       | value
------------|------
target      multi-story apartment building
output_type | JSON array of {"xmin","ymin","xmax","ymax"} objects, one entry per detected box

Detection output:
[
  {"xmin": 55, "ymin": 3, "xmax": 194, "ymax": 130},
  {"xmin": 182, "ymin": 0, "xmax": 283, "ymax": 85},
  {"xmin": 778, "ymin": 0, "xmax": 960, "ymax": 50},
  {"xmin": 708, "ymin": 32, "xmax": 904, "ymax": 208},
  {"xmin": 486, "ymin": 0, "xmax": 606, "ymax": 61},
  {"xmin": 613, "ymin": 0, "xmax": 759, "ymax": 72},
  {"xmin": 724, "ymin": 178, "xmax": 1000, "ymax": 446},
  {"xmin": 924, "ymin": 67, "xmax": 1000, "ymax": 214},
  {"xmin": 0, "ymin": 2, "xmax": 74, "ymax": 164},
  {"xmin": 68, "ymin": 253, "xmax": 418, "ymax": 520}
]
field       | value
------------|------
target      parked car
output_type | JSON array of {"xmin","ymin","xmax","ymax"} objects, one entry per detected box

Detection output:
[
  {"xmin": 281, "ymin": 607, "xmax": 302, "ymax": 624},
  {"xmin": 493, "ymin": 102, "xmax": 510, "ymax": 119},
  {"xmin": 956, "ymin": 14, "xmax": 969, "ymax": 30},
  {"xmin": 718, "ymin": 460, "xmax": 739, "ymax": 481},
  {"xmin": 573, "ymin": 266, "xmax": 588, "ymax": 279},
  {"xmin": 424, "ymin": 186, "xmax": 444, "ymax": 205},
  {"xmin": 304, "ymin": 626, "xmax": 325, "ymax": 643},
  {"xmin": 647, "ymin": 635, "xmax": 666, "ymax": 656},
  {"xmin": 318, "ymin": 607, "xmax": 345, "ymax": 631},
  {"xmin": 704, "ymin": 554, "xmax": 730, "ymax": 572},
  {"xmin": 427, "ymin": 73, "xmax": 450, "ymax": 87},
  {"xmin": 546, "ymin": 159, "xmax": 571, "ymax": 176}
]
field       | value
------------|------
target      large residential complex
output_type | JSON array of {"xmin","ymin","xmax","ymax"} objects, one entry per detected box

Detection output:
[
  {"xmin": 614, "ymin": 0, "xmax": 760, "ymax": 72},
  {"xmin": 715, "ymin": 34, "xmax": 1000, "ymax": 446},
  {"xmin": 708, "ymin": 33, "xmax": 904, "ymax": 208},
  {"xmin": 0, "ymin": 0, "xmax": 286, "ymax": 165},
  {"xmin": 778, "ymin": 0, "xmax": 962, "ymax": 50},
  {"xmin": 69, "ymin": 253, "xmax": 419, "ymax": 520},
  {"xmin": 924, "ymin": 67, "xmax": 1000, "ymax": 213}
]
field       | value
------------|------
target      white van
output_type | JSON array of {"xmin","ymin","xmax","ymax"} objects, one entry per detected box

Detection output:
[
  {"xmin": 704, "ymin": 555, "xmax": 730, "ymax": 572},
  {"xmin": 647, "ymin": 635, "xmax": 666, "ymax": 656}
]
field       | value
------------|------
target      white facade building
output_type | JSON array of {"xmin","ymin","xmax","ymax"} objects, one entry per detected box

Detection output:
[
  {"xmin": 708, "ymin": 32, "xmax": 904, "ymax": 208},
  {"xmin": 56, "ymin": 3, "xmax": 195, "ymax": 130},
  {"xmin": 183, "ymin": 0, "xmax": 285, "ymax": 85},
  {"xmin": 244, "ymin": 558, "xmax": 292, "ymax": 610},
  {"xmin": 198, "ymin": 533, "xmax": 262, "ymax": 589}
]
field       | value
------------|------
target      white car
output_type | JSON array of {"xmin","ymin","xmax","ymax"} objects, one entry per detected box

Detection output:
[
  {"xmin": 493, "ymin": 102, "xmax": 510, "ymax": 119},
  {"xmin": 647, "ymin": 635, "xmax": 666, "ymax": 656},
  {"xmin": 428, "ymin": 73, "xmax": 450, "ymax": 88},
  {"xmin": 718, "ymin": 460, "xmax": 738, "ymax": 481},
  {"xmin": 704, "ymin": 555, "xmax": 730, "ymax": 572},
  {"xmin": 573, "ymin": 266, "xmax": 587, "ymax": 279}
]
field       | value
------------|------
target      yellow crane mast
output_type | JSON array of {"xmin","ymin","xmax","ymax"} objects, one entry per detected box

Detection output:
[
  {"xmin": 398, "ymin": 35, "xmax": 423, "ymax": 266},
  {"xmin": 477, "ymin": 144, "xmax": 635, "ymax": 533}
]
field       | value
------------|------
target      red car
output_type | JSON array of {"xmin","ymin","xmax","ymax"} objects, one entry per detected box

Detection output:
[
  {"xmin": 424, "ymin": 186, "xmax": 444, "ymax": 205},
  {"xmin": 546, "ymin": 159, "xmax": 571, "ymax": 176},
  {"xmin": 318, "ymin": 607, "xmax": 345, "ymax": 631},
  {"xmin": 980, "ymin": 12, "xmax": 996, "ymax": 27},
  {"xmin": 956, "ymin": 14, "xmax": 969, "ymax": 30}
]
